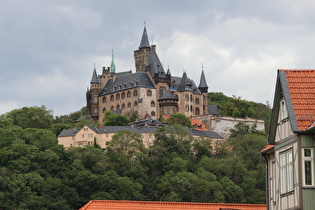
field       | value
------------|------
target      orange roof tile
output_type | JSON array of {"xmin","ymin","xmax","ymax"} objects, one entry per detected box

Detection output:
[
  {"xmin": 261, "ymin": 144, "xmax": 274, "ymax": 153},
  {"xmin": 80, "ymin": 200, "xmax": 266, "ymax": 210},
  {"xmin": 162, "ymin": 115, "xmax": 209, "ymax": 131},
  {"xmin": 280, "ymin": 69, "xmax": 315, "ymax": 130}
]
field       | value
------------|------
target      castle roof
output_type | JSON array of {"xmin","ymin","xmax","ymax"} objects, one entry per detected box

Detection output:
[
  {"xmin": 90, "ymin": 68, "xmax": 100, "ymax": 84},
  {"xmin": 145, "ymin": 46, "xmax": 166, "ymax": 77},
  {"xmin": 99, "ymin": 72, "xmax": 155, "ymax": 96},
  {"xmin": 139, "ymin": 26, "xmax": 150, "ymax": 49},
  {"xmin": 170, "ymin": 75, "xmax": 201, "ymax": 94},
  {"xmin": 198, "ymin": 70, "xmax": 208, "ymax": 89},
  {"xmin": 158, "ymin": 91, "xmax": 178, "ymax": 101}
]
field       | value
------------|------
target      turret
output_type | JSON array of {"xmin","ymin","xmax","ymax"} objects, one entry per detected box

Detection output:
[
  {"xmin": 134, "ymin": 25, "xmax": 151, "ymax": 72},
  {"xmin": 110, "ymin": 49, "xmax": 116, "ymax": 73},
  {"xmin": 198, "ymin": 69, "xmax": 208, "ymax": 93},
  {"xmin": 87, "ymin": 65, "xmax": 101, "ymax": 122}
]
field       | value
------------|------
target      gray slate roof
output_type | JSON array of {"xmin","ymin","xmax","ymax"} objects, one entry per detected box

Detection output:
[
  {"xmin": 99, "ymin": 72, "xmax": 155, "ymax": 96},
  {"xmin": 198, "ymin": 70, "xmax": 208, "ymax": 89},
  {"xmin": 145, "ymin": 48, "xmax": 166, "ymax": 77},
  {"xmin": 158, "ymin": 91, "xmax": 178, "ymax": 101},
  {"xmin": 59, "ymin": 126, "xmax": 224, "ymax": 139},
  {"xmin": 208, "ymin": 105, "xmax": 220, "ymax": 115},
  {"xmin": 91, "ymin": 69, "xmax": 100, "ymax": 83},
  {"xmin": 139, "ymin": 26, "xmax": 150, "ymax": 49}
]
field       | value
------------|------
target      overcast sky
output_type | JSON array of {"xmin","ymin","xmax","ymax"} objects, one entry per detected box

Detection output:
[{"xmin": 1, "ymin": 0, "xmax": 315, "ymax": 116}]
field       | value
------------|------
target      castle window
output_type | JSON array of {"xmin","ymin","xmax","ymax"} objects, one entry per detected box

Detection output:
[
  {"xmin": 124, "ymin": 83, "xmax": 127, "ymax": 88},
  {"xmin": 195, "ymin": 107, "xmax": 200, "ymax": 115},
  {"xmin": 110, "ymin": 95, "xmax": 114, "ymax": 101},
  {"xmin": 130, "ymin": 82, "xmax": 133, "ymax": 87},
  {"xmin": 159, "ymin": 87, "xmax": 166, "ymax": 98},
  {"xmin": 134, "ymin": 101, "xmax": 138, "ymax": 107},
  {"xmin": 186, "ymin": 105, "xmax": 189, "ymax": 112},
  {"xmin": 185, "ymin": 94, "xmax": 189, "ymax": 101},
  {"xmin": 122, "ymin": 92, "xmax": 126, "ymax": 99},
  {"xmin": 151, "ymin": 111, "xmax": 155, "ymax": 116},
  {"xmin": 151, "ymin": 101, "xmax": 155, "ymax": 107},
  {"xmin": 133, "ymin": 90, "xmax": 138, "ymax": 97},
  {"xmin": 122, "ymin": 103, "xmax": 125, "ymax": 109},
  {"xmin": 102, "ymin": 97, "xmax": 106, "ymax": 103},
  {"xmin": 116, "ymin": 93, "xmax": 120, "ymax": 100},
  {"xmin": 127, "ymin": 102, "xmax": 131, "ymax": 108},
  {"xmin": 195, "ymin": 98, "xmax": 199, "ymax": 105},
  {"xmin": 147, "ymin": 90, "xmax": 152, "ymax": 96},
  {"xmin": 103, "ymin": 107, "xmax": 106, "ymax": 113},
  {"xmin": 127, "ymin": 91, "xmax": 131, "ymax": 98},
  {"xmin": 111, "ymin": 106, "xmax": 114, "ymax": 111},
  {"xmin": 190, "ymin": 95, "xmax": 193, "ymax": 102},
  {"xmin": 190, "ymin": 105, "xmax": 193, "ymax": 111},
  {"xmin": 94, "ymin": 108, "xmax": 98, "ymax": 113},
  {"xmin": 94, "ymin": 95, "xmax": 98, "ymax": 103},
  {"xmin": 116, "ymin": 105, "xmax": 120, "ymax": 110}
]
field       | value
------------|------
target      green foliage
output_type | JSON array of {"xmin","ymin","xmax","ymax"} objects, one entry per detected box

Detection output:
[
  {"xmin": 0, "ymin": 106, "xmax": 268, "ymax": 208},
  {"xmin": 166, "ymin": 113, "xmax": 192, "ymax": 128},
  {"xmin": 103, "ymin": 111, "xmax": 130, "ymax": 126},
  {"xmin": 208, "ymin": 92, "xmax": 272, "ymax": 131}
]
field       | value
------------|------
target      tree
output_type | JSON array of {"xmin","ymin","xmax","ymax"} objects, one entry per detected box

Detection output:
[
  {"xmin": 166, "ymin": 113, "xmax": 192, "ymax": 128},
  {"xmin": 103, "ymin": 112, "xmax": 129, "ymax": 126}
]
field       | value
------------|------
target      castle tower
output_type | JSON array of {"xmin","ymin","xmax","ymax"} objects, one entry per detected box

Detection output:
[
  {"xmin": 158, "ymin": 91, "xmax": 179, "ymax": 116},
  {"xmin": 86, "ymin": 65, "xmax": 101, "ymax": 122},
  {"xmin": 198, "ymin": 69, "xmax": 209, "ymax": 115},
  {"xmin": 110, "ymin": 49, "xmax": 116, "ymax": 73},
  {"xmin": 134, "ymin": 25, "xmax": 151, "ymax": 72}
]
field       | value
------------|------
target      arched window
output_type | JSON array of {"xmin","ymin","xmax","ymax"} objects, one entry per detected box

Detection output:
[
  {"xmin": 127, "ymin": 102, "xmax": 131, "ymax": 108},
  {"xmin": 195, "ymin": 98, "xmax": 199, "ymax": 104},
  {"xmin": 122, "ymin": 103, "xmax": 125, "ymax": 109},
  {"xmin": 102, "ymin": 97, "xmax": 106, "ymax": 103},
  {"xmin": 122, "ymin": 92, "xmax": 126, "ymax": 99},
  {"xmin": 147, "ymin": 90, "xmax": 152, "ymax": 96},
  {"xmin": 186, "ymin": 105, "xmax": 189, "ymax": 111},
  {"xmin": 190, "ymin": 95, "xmax": 193, "ymax": 102},
  {"xmin": 185, "ymin": 94, "xmax": 189, "ymax": 101},
  {"xmin": 116, "ymin": 104, "xmax": 120, "ymax": 110},
  {"xmin": 151, "ymin": 111, "xmax": 155, "ymax": 116},
  {"xmin": 94, "ymin": 95, "xmax": 98, "ymax": 103},
  {"xmin": 127, "ymin": 91, "xmax": 131, "ymax": 98},
  {"xmin": 103, "ymin": 107, "xmax": 106, "ymax": 113},
  {"xmin": 111, "ymin": 106, "xmax": 114, "ymax": 111},
  {"xmin": 116, "ymin": 93, "xmax": 120, "ymax": 100},
  {"xmin": 94, "ymin": 108, "xmax": 98, "ymax": 113},
  {"xmin": 151, "ymin": 101, "xmax": 155, "ymax": 107},
  {"xmin": 133, "ymin": 90, "xmax": 138, "ymax": 97},
  {"xmin": 110, "ymin": 95, "xmax": 114, "ymax": 101},
  {"xmin": 134, "ymin": 101, "xmax": 138, "ymax": 107}
]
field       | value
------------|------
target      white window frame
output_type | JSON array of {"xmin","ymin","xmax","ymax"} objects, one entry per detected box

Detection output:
[
  {"xmin": 280, "ymin": 148, "xmax": 293, "ymax": 194},
  {"xmin": 280, "ymin": 98, "xmax": 288, "ymax": 121},
  {"xmin": 271, "ymin": 161, "xmax": 276, "ymax": 203},
  {"xmin": 302, "ymin": 148, "xmax": 314, "ymax": 187}
]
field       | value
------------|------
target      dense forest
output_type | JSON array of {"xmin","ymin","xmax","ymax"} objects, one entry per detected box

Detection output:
[{"xmin": 0, "ymin": 93, "xmax": 271, "ymax": 209}]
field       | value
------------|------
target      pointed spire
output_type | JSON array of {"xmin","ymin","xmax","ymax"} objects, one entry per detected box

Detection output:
[
  {"xmin": 110, "ymin": 48, "xmax": 116, "ymax": 73},
  {"xmin": 166, "ymin": 65, "xmax": 171, "ymax": 75},
  {"xmin": 139, "ymin": 25, "xmax": 150, "ymax": 49},
  {"xmin": 91, "ymin": 64, "xmax": 100, "ymax": 84},
  {"xmin": 198, "ymin": 66, "xmax": 208, "ymax": 93}
]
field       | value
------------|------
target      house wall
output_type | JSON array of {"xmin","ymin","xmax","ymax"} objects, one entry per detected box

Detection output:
[
  {"xmin": 269, "ymin": 135, "xmax": 300, "ymax": 210},
  {"xmin": 58, "ymin": 136, "xmax": 74, "ymax": 148},
  {"xmin": 74, "ymin": 126, "xmax": 96, "ymax": 147}
]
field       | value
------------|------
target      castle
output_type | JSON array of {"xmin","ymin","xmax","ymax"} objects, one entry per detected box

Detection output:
[{"xmin": 86, "ymin": 26, "xmax": 209, "ymax": 124}]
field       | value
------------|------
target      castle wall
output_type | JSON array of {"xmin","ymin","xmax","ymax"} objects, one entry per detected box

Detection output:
[{"xmin": 196, "ymin": 115, "xmax": 265, "ymax": 138}]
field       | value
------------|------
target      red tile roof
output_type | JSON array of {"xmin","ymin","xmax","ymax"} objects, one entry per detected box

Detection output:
[
  {"xmin": 261, "ymin": 144, "xmax": 274, "ymax": 153},
  {"xmin": 80, "ymin": 200, "xmax": 266, "ymax": 210},
  {"xmin": 163, "ymin": 115, "xmax": 209, "ymax": 131},
  {"xmin": 280, "ymin": 69, "xmax": 315, "ymax": 130}
]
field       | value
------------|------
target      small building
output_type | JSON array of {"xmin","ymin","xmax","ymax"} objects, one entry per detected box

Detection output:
[
  {"xmin": 58, "ymin": 124, "xmax": 224, "ymax": 149},
  {"xmin": 261, "ymin": 69, "xmax": 315, "ymax": 210}
]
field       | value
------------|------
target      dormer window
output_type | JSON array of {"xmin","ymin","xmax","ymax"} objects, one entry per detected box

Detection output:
[{"xmin": 280, "ymin": 98, "xmax": 288, "ymax": 121}]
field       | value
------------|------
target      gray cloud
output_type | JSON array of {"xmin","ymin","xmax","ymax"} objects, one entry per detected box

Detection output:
[{"xmin": 1, "ymin": 0, "xmax": 315, "ymax": 116}]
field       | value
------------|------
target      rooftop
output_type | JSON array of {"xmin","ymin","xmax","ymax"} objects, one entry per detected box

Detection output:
[
  {"xmin": 280, "ymin": 69, "xmax": 315, "ymax": 130},
  {"xmin": 80, "ymin": 200, "xmax": 266, "ymax": 210}
]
